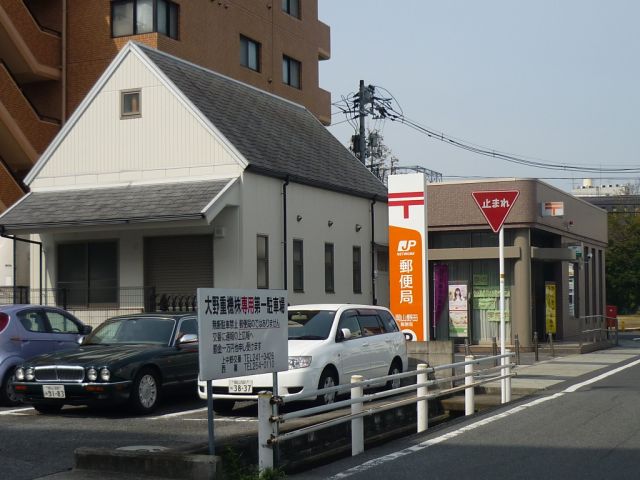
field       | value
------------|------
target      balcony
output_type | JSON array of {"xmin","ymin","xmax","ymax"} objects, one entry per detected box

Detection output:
[
  {"xmin": 0, "ymin": 158, "xmax": 25, "ymax": 210},
  {"xmin": 0, "ymin": 0, "xmax": 61, "ymax": 82},
  {"xmin": 0, "ymin": 61, "xmax": 60, "ymax": 173}
]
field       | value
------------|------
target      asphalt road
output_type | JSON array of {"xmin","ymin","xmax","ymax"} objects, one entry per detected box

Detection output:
[
  {"xmin": 0, "ymin": 392, "xmax": 263, "ymax": 480},
  {"xmin": 293, "ymin": 335, "xmax": 640, "ymax": 480}
]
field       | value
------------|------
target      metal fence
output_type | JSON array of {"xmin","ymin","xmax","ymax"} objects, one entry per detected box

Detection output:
[
  {"xmin": 0, "ymin": 286, "xmax": 197, "ymax": 326},
  {"xmin": 256, "ymin": 352, "xmax": 515, "ymax": 471}
]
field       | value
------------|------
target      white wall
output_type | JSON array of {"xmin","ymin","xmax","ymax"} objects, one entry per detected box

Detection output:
[
  {"xmin": 239, "ymin": 172, "xmax": 389, "ymax": 305},
  {"xmin": 31, "ymin": 51, "xmax": 242, "ymax": 190}
]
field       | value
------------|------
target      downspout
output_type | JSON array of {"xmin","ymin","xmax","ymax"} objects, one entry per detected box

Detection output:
[
  {"xmin": 370, "ymin": 197, "xmax": 377, "ymax": 305},
  {"xmin": 282, "ymin": 176, "xmax": 290, "ymax": 291},
  {"xmin": 1, "ymin": 232, "xmax": 44, "ymax": 304}
]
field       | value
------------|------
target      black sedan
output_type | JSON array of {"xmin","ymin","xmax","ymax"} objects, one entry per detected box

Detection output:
[{"xmin": 13, "ymin": 313, "xmax": 199, "ymax": 414}]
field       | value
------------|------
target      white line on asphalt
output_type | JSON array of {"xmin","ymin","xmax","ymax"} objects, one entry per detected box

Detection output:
[
  {"xmin": 0, "ymin": 407, "xmax": 33, "ymax": 415},
  {"xmin": 329, "ymin": 357, "xmax": 640, "ymax": 479},
  {"xmin": 328, "ymin": 393, "xmax": 565, "ymax": 479},
  {"xmin": 562, "ymin": 357, "xmax": 640, "ymax": 393},
  {"xmin": 183, "ymin": 417, "xmax": 258, "ymax": 423},
  {"xmin": 148, "ymin": 407, "xmax": 208, "ymax": 420}
]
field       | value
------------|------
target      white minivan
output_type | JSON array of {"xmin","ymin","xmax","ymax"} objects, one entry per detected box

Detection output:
[{"xmin": 198, "ymin": 304, "xmax": 408, "ymax": 413}]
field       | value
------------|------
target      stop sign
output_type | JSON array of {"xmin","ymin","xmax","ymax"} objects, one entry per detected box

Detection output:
[{"xmin": 471, "ymin": 190, "xmax": 520, "ymax": 233}]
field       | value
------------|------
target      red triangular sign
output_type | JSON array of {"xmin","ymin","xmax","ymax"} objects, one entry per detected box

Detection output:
[{"xmin": 472, "ymin": 190, "xmax": 520, "ymax": 233}]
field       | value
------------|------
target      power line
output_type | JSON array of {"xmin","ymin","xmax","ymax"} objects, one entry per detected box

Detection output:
[{"xmin": 333, "ymin": 85, "xmax": 640, "ymax": 175}]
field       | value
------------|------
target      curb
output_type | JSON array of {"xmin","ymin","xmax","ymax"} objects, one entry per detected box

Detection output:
[{"xmin": 74, "ymin": 445, "xmax": 219, "ymax": 480}]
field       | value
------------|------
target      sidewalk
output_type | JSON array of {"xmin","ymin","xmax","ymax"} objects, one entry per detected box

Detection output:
[{"xmin": 39, "ymin": 338, "xmax": 640, "ymax": 480}]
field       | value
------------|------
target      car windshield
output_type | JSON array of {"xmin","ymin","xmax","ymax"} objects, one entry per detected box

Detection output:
[
  {"xmin": 84, "ymin": 317, "xmax": 176, "ymax": 345},
  {"xmin": 288, "ymin": 310, "xmax": 336, "ymax": 340}
]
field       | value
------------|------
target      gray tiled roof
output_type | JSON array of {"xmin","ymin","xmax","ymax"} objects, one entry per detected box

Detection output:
[
  {"xmin": 138, "ymin": 45, "xmax": 388, "ymax": 200},
  {"xmin": 0, "ymin": 180, "xmax": 228, "ymax": 230}
]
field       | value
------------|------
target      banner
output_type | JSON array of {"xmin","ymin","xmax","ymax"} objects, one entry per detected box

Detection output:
[
  {"xmin": 388, "ymin": 174, "xmax": 429, "ymax": 341},
  {"xmin": 433, "ymin": 264, "xmax": 449, "ymax": 332},
  {"xmin": 545, "ymin": 282, "xmax": 557, "ymax": 334},
  {"xmin": 448, "ymin": 283, "xmax": 469, "ymax": 337}
]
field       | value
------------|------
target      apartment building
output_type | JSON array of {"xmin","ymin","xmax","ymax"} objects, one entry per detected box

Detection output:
[{"xmin": 0, "ymin": 0, "xmax": 331, "ymax": 211}]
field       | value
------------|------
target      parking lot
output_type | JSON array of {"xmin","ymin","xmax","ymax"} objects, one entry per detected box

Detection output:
[{"xmin": 0, "ymin": 393, "xmax": 262, "ymax": 480}]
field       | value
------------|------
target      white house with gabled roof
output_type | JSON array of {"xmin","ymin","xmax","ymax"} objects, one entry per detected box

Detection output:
[{"xmin": 0, "ymin": 42, "xmax": 390, "ymax": 326}]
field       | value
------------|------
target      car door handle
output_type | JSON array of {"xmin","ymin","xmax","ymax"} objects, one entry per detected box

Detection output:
[{"xmin": 10, "ymin": 336, "xmax": 25, "ymax": 342}]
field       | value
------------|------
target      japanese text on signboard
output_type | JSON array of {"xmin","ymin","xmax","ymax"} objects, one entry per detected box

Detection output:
[{"xmin": 198, "ymin": 289, "xmax": 288, "ymax": 381}]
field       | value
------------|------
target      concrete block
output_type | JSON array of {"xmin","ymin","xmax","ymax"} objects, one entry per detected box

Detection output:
[{"xmin": 74, "ymin": 447, "xmax": 220, "ymax": 479}]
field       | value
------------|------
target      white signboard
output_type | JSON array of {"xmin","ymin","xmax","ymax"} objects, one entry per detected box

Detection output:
[
  {"xmin": 388, "ymin": 173, "xmax": 429, "ymax": 341},
  {"xmin": 197, "ymin": 288, "xmax": 288, "ymax": 381}
]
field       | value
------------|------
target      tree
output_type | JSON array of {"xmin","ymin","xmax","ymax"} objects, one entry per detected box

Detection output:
[{"xmin": 606, "ymin": 214, "xmax": 640, "ymax": 313}]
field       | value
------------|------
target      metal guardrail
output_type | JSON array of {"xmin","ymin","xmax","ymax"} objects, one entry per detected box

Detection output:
[{"xmin": 257, "ymin": 352, "xmax": 516, "ymax": 470}]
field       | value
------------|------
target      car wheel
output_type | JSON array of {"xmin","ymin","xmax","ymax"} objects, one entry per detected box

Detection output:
[
  {"xmin": 386, "ymin": 360, "xmax": 402, "ymax": 390},
  {"xmin": 316, "ymin": 368, "xmax": 338, "ymax": 405},
  {"xmin": 0, "ymin": 368, "xmax": 20, "ymax": 406},
  {"xmin": 129, "ymin": 368, "xmax": 161, "ymax": 414},
  {"xmin": 33, "ymin": 404, "xmax": 63, "ymax": 414},
  {"xmin": 212, "ymin": 399, "xmax": 235, "ymax": 414}
]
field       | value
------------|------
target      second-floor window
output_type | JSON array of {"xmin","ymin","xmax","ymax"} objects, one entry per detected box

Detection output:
[
  {"xmin": 282, "ymin": 55, "xmax": 301, "ymax": 89},
  {"xmin": 293, "ymin": 239, "xmax": 304, "ymax": 292},
  {"xmin": 240, "ymin": 35, "xmax": 261, "ymax": 72},
  {"xmin": 281, "ymin": 0, "xmax": 300, "ymax": 18},
  {"xmin": 112, "ymin": 0, "xmax": 179, "ymax": 40},
  {"xmin": 257, "ymin": 235, "xmax": 269, "ymax": 289},
  {"xmin": 325, "ymin": 243, "xmax": 334, "ymax": 293}
]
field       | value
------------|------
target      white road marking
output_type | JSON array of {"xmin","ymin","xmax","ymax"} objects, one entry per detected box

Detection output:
[
  {"xmin": 183, "ymin": 417, "xmax": 258, "ymax": 423},
  {"xmin": 329, "ymin": 357, "xmax": 640, "ymax": 479},
  {"xmin": 562, "ymin": 357, "xmax": 640, "ymax": 393},
  {"xmin": 0, "ymin": 407, "xmax": 33, "ymax": 415},
  {"xmin": 148, "ymin": 407, "xmax": 208, "ymax": 420}
]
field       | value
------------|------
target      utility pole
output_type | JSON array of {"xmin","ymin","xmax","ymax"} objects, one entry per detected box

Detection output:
[{"xmin": 358, "ymin": 80, "xmax": 367, "ymax": 164}]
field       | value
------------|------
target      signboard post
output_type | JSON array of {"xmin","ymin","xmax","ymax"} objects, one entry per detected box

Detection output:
[
  {"xmin": 472, "ymin": 190, "xmax": 519, "ymax": 404},
  {"xmin": 197, "ymin": 288, "xmax": 288, "ymax": 457},
  {"xmin": 388, "ymin": 173, "xmax": 429, "ymax": 341}
]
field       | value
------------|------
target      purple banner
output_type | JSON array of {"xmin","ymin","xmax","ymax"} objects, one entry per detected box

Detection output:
[{"xmin": 433, "ymin": 264, "xmax": 449, "ymax": 327}]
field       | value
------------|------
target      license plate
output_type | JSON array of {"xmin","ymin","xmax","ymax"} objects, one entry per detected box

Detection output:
[
  {"xmin": 228, "ymin": 379, "xmax": 253, "ymax": 394},
  {"xmin": 43, "ymin": 385, "xmax": 65, "ymax": 399}
]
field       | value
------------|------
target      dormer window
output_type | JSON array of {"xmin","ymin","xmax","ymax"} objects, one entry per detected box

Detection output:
[
  {"xmin": 121, "ymin": 90, "xmax": 141, "ymax": 118},
  {"xmin": 111, "ymin": 0, "xmax": 179, "ymax": 40}
]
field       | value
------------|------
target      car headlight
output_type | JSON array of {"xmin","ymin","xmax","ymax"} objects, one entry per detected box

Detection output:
[
  {"xmin": 25, "ymin": 367, "xmax": 35, "ymax": 381},
  {"xmin": 99, "ymin": 368, "xmax": 111, "ymax": 382},
  {"xmin": 87, "ymin": 367, "xmax": 98, "ymax": 382},
  {"xmin": 288, "ymin": 356, "xmax": 312, "ymax": 370},
  {"xmin": 15, "ymin": 367, "xmax": 25, "ymax": 381}
]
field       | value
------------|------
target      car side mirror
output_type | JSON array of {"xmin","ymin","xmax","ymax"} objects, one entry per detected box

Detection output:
[
  {"xmin": 337, "ymin": 328, "xmax": 352, "ymax": 342},
  {"xmin": 178, "ymin": 333, "xmax": 198, "ymax": 346},
  {"xmin": 77, "ymin": 336, "xmax": 85, "ymax": 345}
]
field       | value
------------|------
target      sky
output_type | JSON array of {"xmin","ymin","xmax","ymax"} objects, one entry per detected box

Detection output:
[{"xmin": 318, "ymin": 0, "xmax": 640, "ymax": 193}]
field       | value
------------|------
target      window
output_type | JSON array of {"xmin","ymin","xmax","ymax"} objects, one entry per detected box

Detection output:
[
  {"xmin": 121, "ymin": 90, "xmax": 141, "ymax": 118},
  {"xmin": 282, "ymin": 55, "xmax": 301, "ymax": 89},
  {"xmin": 281, "ymin": 0, "xmax": 300, "ymax": 18},
  {"xmin": 111, "ymin": 0, "xmax": 179, "ymax": 39},
  {"xmin": 353, "ymin": 246, "xmax": 362, "ymax": 294},
  {"xmin": 240, "ymin": 35, "xmax": 261, "ymax": 72},
  {"xmin": 57, "ymin": 241, "xmax": 118, "ymax": 307},
  {"xmin": 18, "ymin": 310, "xmax": 48, "ymax": 332},
  {"xmin": 338, "ymin": 311, "xmax": 361, "ymax": 339},
  {"xmin": 257, "ymin": 235, "xmax": 269, "ymax": 289},
  {"xmin": 293, "ymin": 239, "xmax": 304, "ymax": 292},
  {"xmin": 45, "ymin": 311, "xmax": 81, "ymax": 334},
  {"xmin": 324, "ymin": 243, "xmax": 334, "ymax": 293}
]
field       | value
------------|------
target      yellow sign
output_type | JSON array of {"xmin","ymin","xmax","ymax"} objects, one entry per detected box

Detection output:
[{"xmin": 545, "ymin": 282, "xmax": 557, "ymax": 334}]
